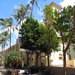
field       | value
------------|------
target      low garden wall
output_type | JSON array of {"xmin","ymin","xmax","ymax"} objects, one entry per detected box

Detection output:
[{"xmin": 49, "ymin": 67, "xmax": 75, "ymax": 75}]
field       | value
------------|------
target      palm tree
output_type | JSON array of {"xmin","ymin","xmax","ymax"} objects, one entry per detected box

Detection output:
[
  {"xmin": 0, "ymin": 18, "xmax": 7, "ymax": 29},
  {"xmin": 13, "ymin": 3, "xmax": 29, "ymax": 49},
  {"xmin": 6, "ymin": 18, "xmax": 13, "ymax": 50},
  {"xmin": 27, "ymin": 0, "xmax": 45, "ymax": 17},
  {"xmin": 0, "ymin": 18, "xmax": 8, "ymax": 51},
  {"xmin": 0, "ymin": 18, "xmax": 17, "ymax": 51},
  {"xmin": 6, "ymin": 18, "xmax": 17, "ymax": 50},
  {"xmin": 13, "ymin": 3, "xmax": 28, "ymax": 24},
  {"xmin": 0, "ymin": 31, "xmax": 9, "ymax": 51},
  {"xmin": 0, "ymin": 30, "xmax": 9, "ymax": 67}
]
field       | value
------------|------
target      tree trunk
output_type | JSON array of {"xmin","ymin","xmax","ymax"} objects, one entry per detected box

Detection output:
[
  {"xmin": 2, "ymin": 45, "xmax": 4, "ymax": 66},
  {"xmin": 36, "ymin": 53, "xmax": 39, "ymax": 66},
  {"xmin": 27, "ymin": 52, "xmax": 29, "ymax": 66},
  {"xmin": 68, "ymin": 48, "xmax": 71, "ymax": 60},
  {"xmin": 10, "ymin": 26, "xmax": 11, "ymax": 50},
  {"xmin": 30, "ymin": 0, "xmax": 34, "ymax": 17},
  {"xmin": 63, "ymin": 51, "xmax": 66, "ymax": 75},
  {"xmin": 47, "ymin": 54, "xmax": 50, "ymax": 67},
  {"xmin": 2, "ymin": 45, "xmax": 3, "ymax": 56},
  {"xmin": 62, "ymin": 41, "xmax": 66, "ymax": 75}
]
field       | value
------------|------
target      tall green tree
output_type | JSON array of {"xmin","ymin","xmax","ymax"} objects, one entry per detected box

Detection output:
[
  {"xmin": 0, "ymin": 18, "xmax": 9, "ymax": 51},
  {"xmin": 19, "ymin": 18, "xmax": 41, "ymax": 66},
  {"xmin": 0, "ymin": 18, "xmax": 9, "ymax": 66},
  {"xmin": 13, "ymin": 3, "xmax": 29, "ymax": 24},
  {"xmin": 72, "ymin": 6, "xmax": 75, "ymax": 40},
  {"xmin": 0, "ymin": 31, "xmax": 9, "ymax": 52},
  {"xmin": 13, "ymin": 3, "xmax": 29, "ymax": 49},
  {"xmin": 0, "ymin": 18, "xmax": 15, "ymax": 51},
  {"xmin": 19, "ymin": 18, "xmax": 41, "ymax": 51},
  {"xmin": 38, "ymin": 24, "xmax": 59, "ymax": 66},
  {"xmin": 54, "ymin": 6, "xmax": 74, "ymax": 75},
  {"xmin": 44, "ymin": 5, "xmax": 59, "ymax": 66},
  {"xmin": 0, "ymin": 18, "xmax": 7, "ymax": 29}
]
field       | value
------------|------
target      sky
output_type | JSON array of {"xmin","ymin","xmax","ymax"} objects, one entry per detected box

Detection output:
[
  {"xmin": 0, "ymin": 0, "xmax": 75, "ymax": 51},
  {"xmin": 0, "ymin": 0, "xmax": 63, "ymax": 19}
]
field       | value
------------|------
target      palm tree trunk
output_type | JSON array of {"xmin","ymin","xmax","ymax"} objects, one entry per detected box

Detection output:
[
  {"xmin": 17, "ymin": 32, "xmax": 20, "ymax": 50},
  {"xmin": 10, "ymin": 26, "xmax": 11, "ymax": 50},
  {"xmin": 30, "ymin": 0, "xmax": 34, "ymax": 17},
  {"xmin": 1, "ymin": 45, "xmax": 4, "ymax": 66},
  {"xmin": 17, "ymin": 20, "xmax": 22, "ymax": 50},
  {"xmin": 2, "ymin": 45, "xmax": 3, "ymax": 55},
  {"xmin": 2, "ymin": 45, "xmax": 5, "ymax": 67}
]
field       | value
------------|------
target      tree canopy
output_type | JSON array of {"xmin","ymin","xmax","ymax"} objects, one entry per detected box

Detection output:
[
  {"xmin": 19, "ymin": 18, "xmax": 41, "ymax": 51},
  {"xmin": 53, "ymin": 6, "xmax": 75, "ymax": 75},
  {"xmin": 19, "ymin": 17, "xmax": 59, "ymax": 54}
]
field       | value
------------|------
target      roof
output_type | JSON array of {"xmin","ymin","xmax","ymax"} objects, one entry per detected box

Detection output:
[{"xmin": 50, "ymin": 2, "xmax": 62, "ymax": 11}]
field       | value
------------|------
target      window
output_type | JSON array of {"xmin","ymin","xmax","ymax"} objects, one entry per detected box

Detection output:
[{"xmin": 59, "ymin": 54, "xmax": 63, "ymax": 60}]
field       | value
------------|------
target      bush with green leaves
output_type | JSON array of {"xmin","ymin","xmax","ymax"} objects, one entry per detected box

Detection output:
[{"xmin": 4, "ymin": 50, "xmax": 23, "ymax": 64}]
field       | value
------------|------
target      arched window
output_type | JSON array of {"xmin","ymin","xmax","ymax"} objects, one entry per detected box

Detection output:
[{"xmin": 59, "ymin": 54, "xmax": 63, "ymax": 60}]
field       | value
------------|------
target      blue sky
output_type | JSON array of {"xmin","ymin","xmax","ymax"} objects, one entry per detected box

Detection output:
[
  {"xmin": 0, "ymin": 0, "xmax": 63, "ymax": 20},
  {"xmin": 0, "ymin": 0, "xmax": 75, "ymax": 20},
  {"xmin": 0, "ymin": 0, "xmax": 75, "ymax": 51}
]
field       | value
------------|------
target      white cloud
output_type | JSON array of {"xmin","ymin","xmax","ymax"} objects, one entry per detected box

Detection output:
[{"xmin": 60, "ymin": 0, "xmax": 75, "ymax": 7}]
